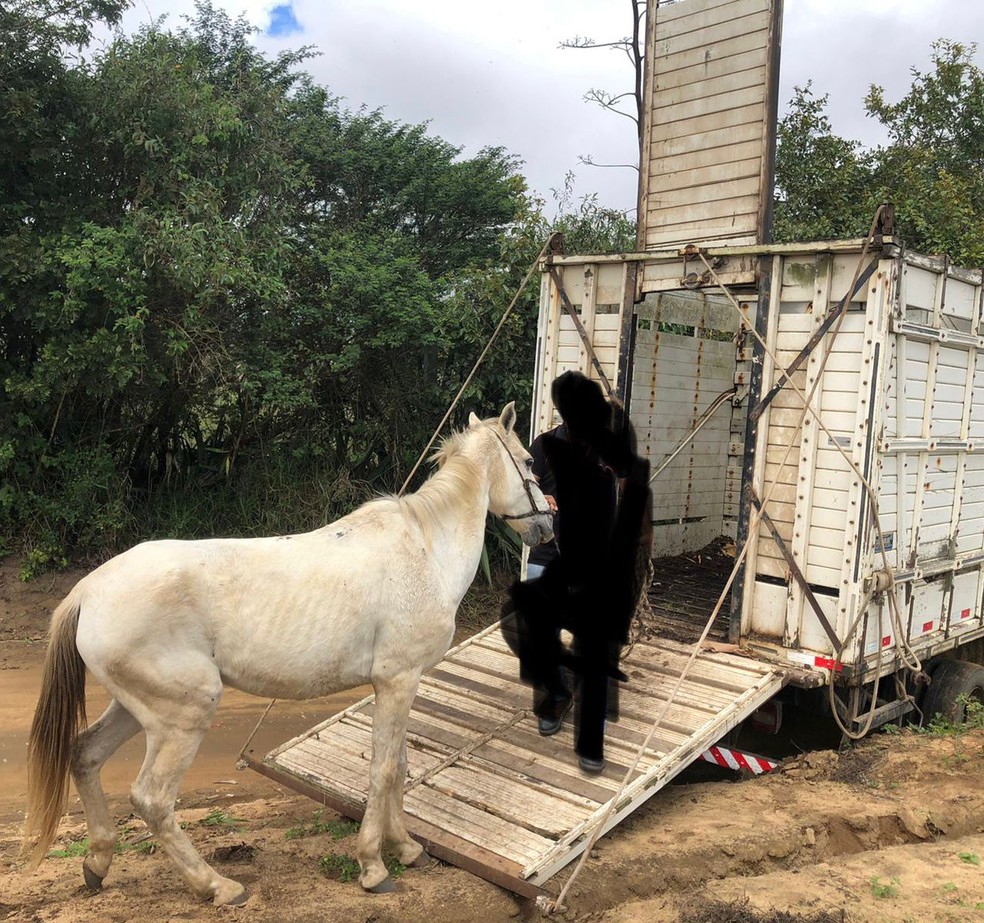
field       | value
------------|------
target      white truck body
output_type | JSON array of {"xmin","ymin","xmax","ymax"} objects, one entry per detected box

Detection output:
[{"xmin": 535, "ymin": 240, "xmax": 984, "ymax": 689}]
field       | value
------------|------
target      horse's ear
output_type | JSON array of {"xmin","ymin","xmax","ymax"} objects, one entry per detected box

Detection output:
[
  {"xmin": 499, "ymin": 402, "xmax": 517, "ymax": 433},
  {"xmin": 468, "ymin": 411, "xmax": 481, "ymax": 427}
]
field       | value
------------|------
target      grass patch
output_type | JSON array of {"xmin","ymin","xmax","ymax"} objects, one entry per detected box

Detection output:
[
  {"xmin": 920, "ymin": 697, "xmax": 984, "ymax": 736},
  {"xmin": 318, "ymin": 853, "xmax": 405, "ymax": 884},
  {"xmin": 386, "ymin": 856, "xmax": 406, "ymax": 879},
  {"xmin": 869, "ymin": 876, "xmax": 900, "ymax": 899},
  {"xmin": 198, "ymin": 809, "xmax": 246, "ymax": 829},
  {"xmin": 48, "ymin": 835, "xmax": 158, "ymax": 859},
  {"xmin": 47, "ymin": 839, "xmax": 89, "ymax": 859},
  {"xmin": 119, "ymin": 838, "xmax": 158, "ymax": 855},
  {"xmin": 285, "ymin": 809, "xmax": 360, "ymax": 841},
  {"xmin": 319, "ymin": 853, "xmax": 361, "ymax": 882},
  {"xmin": 958, "ymin": 851, "xmax": 981, "ymax": 865}
]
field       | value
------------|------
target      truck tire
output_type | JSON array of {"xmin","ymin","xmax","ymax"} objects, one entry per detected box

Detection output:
[{"xmin": 921, "ymin": 659, "xmax": 984, "ymax": 725}]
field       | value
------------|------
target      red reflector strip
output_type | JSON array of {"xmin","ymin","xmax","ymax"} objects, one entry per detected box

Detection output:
[
  {"xmin": 699, "ymin": 746, "xmax": 779, "ymax": 775},
  {"xmin": 922, "ymin": 620, "xmax": 934, "ymax": 633},
  {"xmin": 961, "ymin": 608, "xmax": 972, "ymax": 619},
  {"xmin": 814, "ymin": 656, "xmax": 844, "ymax": 671},
  {"xmin": 882, "ymin": 636, "xmax": 892, "ymax": 647}
]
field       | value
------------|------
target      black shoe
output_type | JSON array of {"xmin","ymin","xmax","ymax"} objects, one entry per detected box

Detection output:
[
  {"xmin": 578, "ymin": 754, "xmax": 606, "ymax": 774},
  {"xmin": 537, "ymin": 697, "xmax": 572, "ymax": 736}
]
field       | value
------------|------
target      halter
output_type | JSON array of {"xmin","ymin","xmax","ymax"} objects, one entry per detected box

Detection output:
[{"xmin": 488, "ymin": 427, "xmax": 551, "ymax": 524}]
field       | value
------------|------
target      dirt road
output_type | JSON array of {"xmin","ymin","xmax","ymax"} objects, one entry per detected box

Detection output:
[{"xmin": 2, "ymin": 562, "xmax": 983, "ymax": 922}]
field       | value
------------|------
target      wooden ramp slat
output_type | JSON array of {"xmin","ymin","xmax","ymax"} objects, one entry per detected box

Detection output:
[
  {"xmin": 405, "ymin": 784, "xmax": 554, "ymax": 866},
  {"xmin": 256, "ymin": 624, "xmax": 787, "ymax": 896},
  {"xmin": 422, "ymin": 766, "xmax": 589, "ymax": 839}
]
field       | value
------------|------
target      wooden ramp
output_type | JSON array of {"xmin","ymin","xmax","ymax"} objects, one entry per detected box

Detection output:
[{"xmin": 248, "ymin": 624, "xmax": 787, "ymax": 897}]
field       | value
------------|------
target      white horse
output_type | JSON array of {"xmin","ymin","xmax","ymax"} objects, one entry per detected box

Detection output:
[{"xmin": 23, "ymin": 402, "xmax": 552, "ymax": 904}]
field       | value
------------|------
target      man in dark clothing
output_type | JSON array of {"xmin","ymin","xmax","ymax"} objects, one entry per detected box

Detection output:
[
  {"xmin": 524, "ymin": 424, "xmax": 571, "ymax": 736},
  {"xmin": 503, "ymin": 371, "xmax": 651, "ymax": 773},
  {"xmin": 526, "ymin": 424, "xmax": 563, "ymax": 581}
]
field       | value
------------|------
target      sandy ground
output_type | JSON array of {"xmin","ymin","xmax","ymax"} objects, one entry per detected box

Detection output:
[{"xmin": 2, "ymin": 561, "xmax": 984, "ymax": 923}]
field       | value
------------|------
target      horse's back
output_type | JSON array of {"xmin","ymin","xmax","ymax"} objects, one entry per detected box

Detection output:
[{"xmin": 69, "ymin": 515, "xmax": 452, "ymax": 700}]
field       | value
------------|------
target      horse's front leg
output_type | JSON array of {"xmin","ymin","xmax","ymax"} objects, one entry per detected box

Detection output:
[
  {"xmin": 357, "ymin": 673, "xmax": 424, "ymax": 892},
  {"xmin": 385, "ymin": 731, "xmax": 429, "ymax": 866}
]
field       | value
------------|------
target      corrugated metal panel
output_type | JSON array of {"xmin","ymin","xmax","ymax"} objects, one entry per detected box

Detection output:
[
  {"xmin": 638, "ymin": 0, "xmax": 781, "ymax": 252},
  {"xmin": 259, "ymin": 622, "xmax": 786, "ymax": 893},
  {"xmin": 743, "ymin": 250, "xmax": 887, "ymax": 656},
  {"xmin": 532, "ymin": 262, "xmax": 634, "ymax": 437},
  {"xmin": 743, "ymin": 246, "xmax": 984, "ymax": 673},
  {"xmin": 630, "ymin": 291, "xmax": 745, "ymax": 556}
]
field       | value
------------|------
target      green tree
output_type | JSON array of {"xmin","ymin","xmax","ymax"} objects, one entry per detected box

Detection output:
[
  {"xmin": 2, "ymin": 4, "xmax": 311, "ymax": 554},
  {"xmin": 0, "ymin": 1, "xmax": 535, "ymax": 559},
  {"xmin": 0, "ymin": 0, "xmax": 130, "ymax": 557},
  {"xmin": 866, "ymin": 39, "xmax": 984, "ymax": 264},
  {"xmin": 262, "ymin": 79, "xmax": 526, "ymax": 482},
  {"xmin": 774, "ymin": 40, "xmax": 984, "ymax": 264},
  {"xmin": 773, "ymin": 84, "xmax": 874, "ymax": 243},
  {"xmin": 546, "ymin": 173, "xmax": 636, "ymax": 254}
]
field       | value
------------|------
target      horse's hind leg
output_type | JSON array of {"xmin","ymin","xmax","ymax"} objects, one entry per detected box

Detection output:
[
  {"xmin": 109, "ymin": 665, "xmax": 246, "ymax": 906},
  {"xmin": 72, "ymin": 699, "xmax": 142, "ymax": 888},
  {"xmin": 129, "ymin": 721, "xmax": 246, "ymax": 906},
  {"xmin": 357, "ymin": 674, "xmax": 424, "ymax": 891}
]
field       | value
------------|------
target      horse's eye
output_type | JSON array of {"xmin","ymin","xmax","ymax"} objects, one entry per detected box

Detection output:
[{"xmin": 525, "ymin": 458, "xmax": 534, "ymax": 470}]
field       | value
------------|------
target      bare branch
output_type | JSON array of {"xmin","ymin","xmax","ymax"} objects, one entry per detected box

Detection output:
[
  {"xmin": 578, "ymin": 154, "xmax": 641, "ymax": 173},
  {"xmin": 588, "ymin": 90, "xmax": 636, "ymax": 105},
  {"xmin": 559, "ymin": 37, "xmax": 633, "ymax": 51},
  {"xmin": 560, "ymin": 35, "xmax": 596, "ymax": 48},
  {"xmin": 564, "ymin": 0, "xmax": 647, "ymax": 171},
  {"xmin": 584, "ymin": 89, "xmax": 640, "ymax": 126}
]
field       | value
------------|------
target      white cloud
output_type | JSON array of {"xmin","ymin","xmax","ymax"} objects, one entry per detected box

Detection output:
[
  {"xmin": 780, "ymin": 0, "xmax": 983, "ymax": 149},
  {"xmin": 99, "ymin": 0, "xmax": 984, "ymax": 215}
]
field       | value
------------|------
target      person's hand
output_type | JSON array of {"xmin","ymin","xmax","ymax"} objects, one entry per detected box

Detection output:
[{"xmin": 544, "ymin": 494, "xmax": 558, "ymax": 513}]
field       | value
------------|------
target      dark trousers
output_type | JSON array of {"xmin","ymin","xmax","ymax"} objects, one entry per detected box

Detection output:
[
  {"xmin": 571, "ymin": 634, "xmax": 619, "ymax": 762},
  {"xmin": 532, "ymin": 628, "xmax": 571, "ymax": 720},
  {"xmin": 504, "ymin": 574, "xmax": 622, "ymax": 761}
]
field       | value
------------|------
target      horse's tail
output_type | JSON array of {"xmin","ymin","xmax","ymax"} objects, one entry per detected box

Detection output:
[{"xmin": 22, "ymin": 590, "xmax": 87, "ymax": 868}]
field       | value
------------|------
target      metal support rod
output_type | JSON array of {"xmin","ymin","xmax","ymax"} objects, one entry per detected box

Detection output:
[
  {"xmin": 749, "ymin": 488, "xmax": 842, "ymax": 650},
  {"xmin": 649, "ymin": 387, "xmax": 738, "ymax": 484}
]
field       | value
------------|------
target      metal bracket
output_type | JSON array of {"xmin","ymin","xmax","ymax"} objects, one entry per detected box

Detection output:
[{"xmin": 682, "ymin": 270, "xmax": 710, "ymax": 290}]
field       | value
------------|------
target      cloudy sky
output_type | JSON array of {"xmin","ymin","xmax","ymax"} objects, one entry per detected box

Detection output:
[{"xmin": 105, "ymin": 0, "xmax": 983, "ymax": 215}]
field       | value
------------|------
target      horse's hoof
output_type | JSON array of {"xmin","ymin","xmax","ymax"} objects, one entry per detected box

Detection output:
[
  {"xmin": 366, "ymin": 876, "xmax": 397, "ymax": 894},
  {"xmin": 213, "ymin": 882, "xmax": 249, "ymax": 906},
  {"xmin": 409, "ymin": 849, "xmax": 434, "ymax": 869},
  {"xmin": 82, "ymin": 861, "xmax": 104, "ymax": 891},
  {"xmin": 223, "ymin": 888, "xmax": 250, "ymax": 907}
]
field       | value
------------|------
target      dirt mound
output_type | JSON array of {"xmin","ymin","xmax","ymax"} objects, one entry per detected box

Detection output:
[{"xmin": 0, "ymin": 560, "xmax": 82, "ymax": 643}]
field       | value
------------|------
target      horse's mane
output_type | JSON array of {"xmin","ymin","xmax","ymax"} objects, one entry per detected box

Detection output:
[{"xmin": 365, "ymin": 428, "xmax": 486, "ymax": 547}]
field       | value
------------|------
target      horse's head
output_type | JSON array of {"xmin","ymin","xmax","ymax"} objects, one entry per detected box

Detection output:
[{"xmin": 468, "ymin": 403, "xmax": 555, "ymax": 548}]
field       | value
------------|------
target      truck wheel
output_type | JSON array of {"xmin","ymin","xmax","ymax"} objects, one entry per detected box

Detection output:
[{"xmin": 921, "ymin": 660, "xmax": 984, "ymax": 725}]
